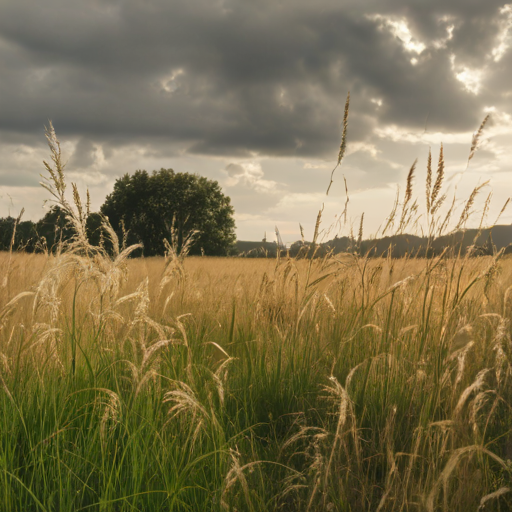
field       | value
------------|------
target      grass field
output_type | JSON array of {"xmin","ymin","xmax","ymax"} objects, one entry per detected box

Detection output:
[
  {"xmin": 1, "ymin": 246, "xmax": 512, "ymax": 511},
  {"xmin": 1, "ymin": 121, "xmax": 512, "ymax": 511}
]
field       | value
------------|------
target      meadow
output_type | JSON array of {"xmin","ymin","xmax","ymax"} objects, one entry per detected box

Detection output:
[
  {"xmin": 1, "ymin": 244, "xmax": 512, "ymax": 511},
  {"xmin": 1, "ymin": 121, "xmax": 512, "ymax": 511}
]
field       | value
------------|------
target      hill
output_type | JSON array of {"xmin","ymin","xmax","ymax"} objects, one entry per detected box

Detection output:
[{"xmin": 236, "ymin": 225, "xmax": 512, "ymax": 258}]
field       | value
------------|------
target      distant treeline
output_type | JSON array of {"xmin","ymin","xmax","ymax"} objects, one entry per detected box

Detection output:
[
  {"xmin": 2, "ymin": 209, "xmax": 512, "ymax": 258},
  {"xmin": 237, "ymin": 225, "xmax": 512, "ymax": 258},
  {"xmin": 0, "ymin": 208, "xmax": 104, "ymax": 253}
]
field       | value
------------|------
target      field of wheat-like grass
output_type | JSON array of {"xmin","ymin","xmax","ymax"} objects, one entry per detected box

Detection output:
[
  {"xmin": 1, "ymin": 244, "xmax": 512, "ymax": 511},
  {"xmin": 1, "ymin": 119, "xmax": 512, "ymax": 511}
]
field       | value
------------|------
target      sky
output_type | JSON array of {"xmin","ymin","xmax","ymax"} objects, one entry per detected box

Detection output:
[{"xmin": 1, "ymin": 0, "xmax": 512, "ymax": 244}]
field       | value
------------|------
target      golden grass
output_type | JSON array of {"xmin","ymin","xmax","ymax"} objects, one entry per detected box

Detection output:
[{"xmin": 1, "ymin": 116, "xmax": 511, "ymax": 511}]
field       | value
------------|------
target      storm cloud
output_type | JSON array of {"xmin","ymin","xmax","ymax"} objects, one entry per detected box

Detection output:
[{"xmin": 0, "ymin": 0, "xmax": 511, "ymax": 240}]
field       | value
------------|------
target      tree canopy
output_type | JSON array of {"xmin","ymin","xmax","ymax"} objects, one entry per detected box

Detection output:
[{"xmin": 100, "ymin": 169, "xmax": 236, "ymax": 256}]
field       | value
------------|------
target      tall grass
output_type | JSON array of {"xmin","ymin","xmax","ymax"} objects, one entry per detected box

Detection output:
[{"xmin": 0, "ymin": 121, "xmax": 511, "ymax": 511}]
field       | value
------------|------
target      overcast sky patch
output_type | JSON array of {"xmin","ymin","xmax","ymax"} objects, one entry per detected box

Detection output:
[{"xmin": 0, "ymin": 0, "xmax": 511, "ymax": 241}]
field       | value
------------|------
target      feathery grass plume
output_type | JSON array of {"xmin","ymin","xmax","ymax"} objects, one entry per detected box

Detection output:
[
  {"xmin": 454, "ymin": 368, "xmax": 490, "ymax": 416},
  {"xmin": 455, "ymin": 181, "xmax": 489, "ymax": 231},
  {"xmin": 404, "ymin": 159, "xmax": 416, "ymax": 206},
  {"xmin": 452, "ymin": 340, "xmax": 475, "ymax": 388},
  {"xmin": 42, "ymin": 121, "xmax": 66, "ymax": 200},
  {"xmin": 41, "ymin": 122, "xmax": 90, "ymax": 250},
  {"xmin": 326, "ymin": 91, "xmax": 350, "ymax": 195},
  {"xmin": 312, "ymin": 204, "xmax": 324, "ymax": 247},
  {"xmin": 467, "ymin": 114, "xmax": 490, "ymax": 168},
  {"xmin": 0, "ymin": 292, "xmax": 34, "ymax": 335},
  {"xmin": 210, "ymin": 356, "xmax": 235, "ymax": 407},
  {"xmin": 140, "ymin": 337, "xmax": 176, "ymax": 372},
  {"xmin": 72, "ymin": 183, "xmax": 83, "ymax": 225},
  {"xmin": 426, "ymin": 148, "xmax": 432, "ymax": 214},
  {"xmin": 123, "ymin": 360, "xmax": 155, "ymax": 398},
  {"xmin": 493, "ymin": 197, "xmax": 511, "ymax": 226},
  {"xmin": 35, "ymin": 122, "xmax": 147, "ymax": 376},
  {"xmin": 357, "ymin": 212, "xmax": 364, "ymax": 250},
  {"xmin": 430, "ymin": 193, "xmax": 446, "ymax": 219},
  {"xmin": 98, "ymin": 388, "xmax": 121, "ymax": 444},
  {"xmin": 430, "ymin": 144, "xmax": 444, "ymax": 211},
  {"xmin": 221, "ymin": 449, "xmax": 262, "ymax": 512},
  {"xmin": 165, "ymin": 216, "xmax": 198, "ymax": 260},
  {"xmin": 397, "ymin": 160, "xmax": 417, "ymax": 234},
  {"xmin": 280, "ymin": 424, "xmax": 327, "ymax": 456},
  {"xmin": 41, "ymin": 122, "xmax": 141, "ymax": 264},
  {"xmin": 163, "ymin": 380, "xmax": 213, "ymax": 448},
  {"xmin": 158, "ymin": 219, "xmax": 198, "ymax": 304},
  {"xmin": 86, "ymin": 188, "xmax": 91, "ymax": 216},
  {"xmin": 469, "ymin": 390, "xmax": 495, "ymax": 436},
  {"xmin": 33, "ymin": 273, "xmax": 61, "ymax": 327},
  {"xmin": 341, "ymin": 175, "xmax": 350, "ymax": 224},
  {"xmin": 128, "ymin": 277, "xmax": 171, "ymax": 353}
]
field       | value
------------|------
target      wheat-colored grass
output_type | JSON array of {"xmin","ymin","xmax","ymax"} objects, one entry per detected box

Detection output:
[{"xmin": 1, "ymin": 116, "xmax": 511, "ymax": 511}]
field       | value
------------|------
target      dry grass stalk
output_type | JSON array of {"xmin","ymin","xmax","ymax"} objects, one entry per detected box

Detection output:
[
  {"xmin": 455, "ymin": 182, "xmax": 489, "ymax": 231},
  {"xmin": 397, "ymin": 160, "xmax": 417, "ymax": 234},
  {"xmin": 405, "ymin": 159, "xmax": 416, "ymax": 206},
  {"xmin": 467, "ymin": 114, "xmax": 491, "ymax": 168},
  {"xmin": 426, "ymin": 148, "xmax": 432, "ymax": 214},
  {"xmin": 326, "ymin": 91, "xmax": 350, "ymax": 195},
  {"xmin": 312, "ymin": 205, "xmax": 324, "ymax": 247},
  {"xmin": 430, "ymin": 144, "xmax": 445, "ymax": 213},
  {"xmin": 454, "ymin": 340, "xmax": 475, "ymax": 388},
  {"xmin": 493, "ymin": 197, "xmax": 511, "ymax": 226},
  {"xmin": 478, "ymin": 487, "xmax": 511, "ymax": 510},
  {"xmin": 341, "ymin": 175, "xmax": 350, "ymax": 225},
  {"xmin": 454, "ymin": 368, "xmax": 490, "ymax": 416},
  {"xmin": 426, "ymin": 445, "xmax": 509, "ymax": 512},
  {"xmin": 357, "ymin": 213, "xmax": 364, "ymax": 249},
  {"xmin": 221, "ymin": 449, "xmax": 261, "ymax": 512},
  {"xmin": 98, "ymin": 388, "xmax": 121, "ymax": 443},
  {"xmin": 469, "ymin": 390, "xmax": 495, "ymax": 436}
]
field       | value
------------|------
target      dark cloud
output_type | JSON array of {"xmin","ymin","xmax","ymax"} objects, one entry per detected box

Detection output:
[
  {"xmin": 0, "ymin": 0, "xmax": 510, "ymax": 159},
  {"xmin": 69, "ymin": 138, "xmax": 96, "ymax": 168}
]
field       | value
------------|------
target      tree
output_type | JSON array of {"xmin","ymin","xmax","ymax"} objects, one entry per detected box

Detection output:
[
  {"xmin": 35, "ymin": 206, "xmax": 72, "ymax": 252},
  {"xmin": 0, "ymin": 216, "xmax": 38, "ymax": 252},
  {"xmin": 34, "ymin": 206, "xmax": 104, "ymax": 253},
  {"xmin": 100, "ymin": 169, "xmax": 236, "ymax": 256}
]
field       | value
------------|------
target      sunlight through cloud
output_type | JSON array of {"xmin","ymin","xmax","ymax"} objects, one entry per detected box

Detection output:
[
  {"xmin": 492, "ymin": 4, "xmax": 512, "ymax": 62},
  {"xmin": 369, "ymin": 14, "xmax": 426, "ymax": 55}
]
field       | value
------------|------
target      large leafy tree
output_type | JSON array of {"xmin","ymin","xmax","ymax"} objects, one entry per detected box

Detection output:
[{"xmin": 100, "ymin": 169, "xmax": 236, "ymax": 256}]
